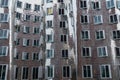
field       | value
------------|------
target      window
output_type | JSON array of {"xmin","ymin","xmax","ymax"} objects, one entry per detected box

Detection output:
[
  {"xmin": 109, "ymin": 14, "xmax": 118, "ymax": 23},
  {"xmin": 14, "ymin": 48, "xmax": 19, "ymax": 59},
  {"xmin": 32, "ymin": 39, "xmax": 39, "ymax": 46},
  {"xmin": 22, "ymin": 52, "xmax": 29, "ymax": 60},
  {"xmin": 1, "ymin": 0, "xmax": 8, "ymax": 7},
  {"xmin": 47, "ymin": 8, "xmax": 53, "ymax": 15},
  {"xmin": 23, "ymin": 38, "xmax": 30, "ymax": 46},
  {"xmin": 112, "ymin": 30, "xmax": 120, "ymax": 39},
  {"xmin": 82, "ymin": 65, "xmax": 92, "ymax": 78},
  {"xmin": 0, "ymin": 64, "xmax": 8, "ymax": 80},
  {"xmin": 0, "ymin": 13, "xmax": 9, "ymax": 22},
  {"xmin": 46, "ymin": 65, "xmax": 54, "ymax": 78},
  {"xmin": 81, "ymin": 30, "xmax": 90, "ymax": 40},
  {"xmin": 95, "ymin": 30, "xmax": 105, "ymax": 40},
  {"xmin": 58, "ymin": 0, "xmax": 63, "ymax": 3},
  {"xmin": 62, "ymin": 66, "xmax": 71, "ymax": 78},
  {"xmin": 82, "ymin": 47, "xmax": 91, "ymax": 57},
  {"xmin": 97, "ymin": 46, "xmax": 108, "ymax": 57},
  {"xmin": 60, "ymin": 21, "xmax": 66, "ymax": 28},
  {"xmin": 59, "ymin": 8, "xmax": 64, "ymax": 15},
  {"xmin": 46, "ymin": 34, "xmax": 54, "ymax": 42},
  {"xmin": 0, "ymin": 29, "xmax": 9, "ymax": 39},
  {"xmin": 62, "ymin": 49, "xmax": 68, "ymax": 58},
  {"xmin": 91, "ymin": 1, "xmax": 101, "ymax": 9},
  {"xmin": 33, "ymin": 16, "xmax": 40, "ymax": 22},
  {"xmin": 106, "ymin": 0, "xmax": 114, "ymax": 9},
  {"xmin": 23, "ymin": 26, "xmax": 30, "ymax": 33},
  {"xmin": 23, "ymin": 14, "xmax": 31, "ymax": 21},
  {"xmin": 24, "ymin": 3, "xmax": 31, "ymax": 10},
  {"xmin": 22, "ymin": 67, "xmax": 29, "ymax": 79},
  {"xmin": 14, "ymin": 66, "xmax": 19, "ymax": 79},
  {"xmin": 94, "ymin": 15, "xmax": 103, "ymax": 24},
  {"xmin": 117, "ymin": 0, "xmax": 120, "ymax": 9},
  {"xmin": 0, "ymin": 46, "xmax": 8, "ymax": 56},
  {"xmin": 100, "ymin": 64, "xmax": 111, "ymax": 78},
  {"xmin": 47, "ymin": 20, "xmax": 52, "ymax": 28},
  {"xmin": 33, "ymin": 27, "xmax": 39, "ymax": 34},
  {"xmin": 17, "ymin": 1, "xmax": 22, "ymax": 8},
  {"xmin": 34, "ymin": 5, "xmax": 40, "ymax": 11},
  {"xmin": 115, "ymin": 47, "xmax": 120, "ymax": 57},
  {"xmin": 32, "ymin": 53, "xmax": 39, "ymax": 60},
  {"xmin": 32, "ymin": 67, "xmax": 39, "ymax": 79},
  {"xmin": 46, "ymin": 49, "xmax": 54, "ymax": 58},
  {"xmin": 15, "ymin": 25, "xmax": 20, "ymax": 32},
  {"xmin": 61, "ymin": 35, "xmax": 67, "ymax": 43},
  {"xmin": 16, "ymin": 12, "xmax": 21, "ymax": 19},
  {"xmin": 47, "ymin": 0, "xmax": 53, "ymax": 3},
  {"xmin": 15, "ymin": 38, "xmax": 20, "ymax": 45},
  {"xmin": 80, "ymin": 0, "xmax": 87, "ymax": 9},
  {"xmin": 80, "ymin": 15, "xmax": 89, "ymax": 24}
]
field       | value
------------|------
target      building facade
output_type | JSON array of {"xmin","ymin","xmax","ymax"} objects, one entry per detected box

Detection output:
[{"xmin": 77, "ymin": 0, "xmax": 120, "ymax": 80}]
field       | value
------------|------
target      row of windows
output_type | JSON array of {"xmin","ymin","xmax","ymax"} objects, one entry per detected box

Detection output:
[
  {"xmin": 46, "ymin": 0, "xmax": 63, "ymax": 3},
  {"xmin": 81, "ymin": 30, "xmax": 120, "ymax": 40},
  {"xmin": 80, "ymin": 14, "xmax": 119, "ymax": 24},
  {"xmin": 17, "ymin": 1, "xmax": 40, "ymax": 11},
  {"xmin": 15, "ymin": 25, "xmax": 40, "ymax": 34},
  {"xmin": 81, "ymin": 46, "xmax": 120, "ymax": 57},
  {"xmin": 80, "ymin": 0, "xmax": 120, "ymax": 10},
  {"xmin": 16, "ymin": 12, "xmax": 40, "ymax": 22}
]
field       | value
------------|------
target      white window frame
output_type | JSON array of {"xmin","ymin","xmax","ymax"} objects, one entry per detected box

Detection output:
[
  {"xmin": 117, "ymin": 0, "xmax": 120, "ymax": 9},
  {"xmin": 46, "ymin": 33, "xmax": 54, "ymax": 43},
  {"xmin": 22, "ymin": 52, "xmax": 29, "ymax": 60},
  {"xmin": 1, "ymin": 0, "xmax": 9, "ymax": 7},
  {"xmin": 21, "ymin": 66, "xmax": 29, "ymax": 79},
  {"xmin": 95, "ymin": 30, "xmax": 105, "ymax": 40},
  {"xmin": 81, "ymin": 30, "xmax": 90, "ymax": 40},
  {"xmin": 0, "ymin": 64, "xmax": 8, "ymax": 80},
  {"xmin": 62, "ymin": 65, "xmax": 71, "ymax": 78},
  {"xmin": 109, "ymin": 14, "xmax": 118, "ymax": 23},
  {"xmin": 61, "ymin": 34, "xmax": 68, "ymax": 43},
  {"xmin": 46, "ymin": 65, "xmax": 54, "ymax": 78},
  {"xmin": 0, "ymin": 29, "xmax": 9, "ymax": 39},
  {"xmin": 81, "ymin": 47, "xmax": 91, "ymax": 57},
  {"xmin": 97, "ymin": 46, "xmax": 108, "ymax": 57},
  {"xmin": 0, "ymin": 13, "xmax": 9, "ymax": 22},
  {"xmin": 46, "ymin": 49, "xmax": 54, "ymax": 58},
  {"xmin": 0, "ymin": 46, "xmax": 8, "ymax": 56},
  {"xmin": 23, "ymin": 38, "xmax": 29, "ymax": 46},
  {"xmin": 80, "ymin": 15, "xmax": 89, "ymax": 24},
  {"xmin": 115, "ymin": 47, "xmax": 120, "ymax": 57},
  {"xmin": 94, "ymin": 15, "xmax": 103, "ymax": 24},
  {"xmin": 80, "ymin": 0, "xmax": 88, "ymax": 9},
  {"xmin": 112, "ymin": 30, "xmax": 120, "ymax": 39},
  {"xmin": 106, "ymin": 0, "xmax": 115, "ymax": 9},
  {"xmin": 91, "ymin": 1, "xmax": 101, "ymax": 10},
  {"xmin": 46, "ymin": 20, "xmax": 53, "ymax": 28},
  {"xmin": 62, "ymin": 49, "xmax": 69, "ymax": 58}
]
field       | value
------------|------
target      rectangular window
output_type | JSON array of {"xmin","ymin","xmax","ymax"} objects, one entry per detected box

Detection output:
[
  {"xmin": 100, "ymin": 64, "xmax": 111, "ymax": 78},
  {"xmin": 46, "ymin": 49, "xmax": 54, "ymax": 58},
  {"xmin": 15, "ymin": 25, "xmax": 20, "ymax": 32},
  {"xmin": 0, "ymin": 46, "xmax": 8, "ymax": 56},
  {"xmin": 92, "ymin": 1, "xmax": 101, "ymax": 9},
  {"xmin": 0, "ymin": 64, "xmax": 8, "ymax": 80},
  {"xmin": 47, "ymin": 8, "xmax": 53, "ymax": 15},
  {"xmin": 33, "ymin": 16, "xmax": 40, "ymax": 22},
  {"xmin": 97, "ymin": 46, "xmax": 108, "ymax": 57},
  {"xmin": 22, "ymin": 52, "xmax": 29, "ymax": 60},
  {"xmin": 0, "ymin": 13, "xmax": 9, "ymax": 22},
  {"xmin": 32, "ymin": 53, "xmax": 39, "ymax": 60},
  {"xmin": 32, "ymin": 67, "xmax": 39, "ymax": 79},
  {"xmin": 80, "ymin": 15, "xmax": 89, "ymax": 24},
  {"xmin": 1, "ymin": 0, "xmax": 8, "ymax": 7},
  {"xmin": 14, "ymin": 48, "xmax": 19, "ymax": 59},
  {"xmin": 23, "ymin": 38, "xmax": 30, "ymax": 46},
  {"xmin": 95, "ymin": 30, "xmax": 105, "ymax": 40},
  {"xmin": 33, "ymin": 27, "xmax": 39, "ymax": 34},
  {"xmin": 106, "ymin": 0, "xmax": 114, "ymax": 9},
  {"xmin": 34, "ymin": 5, "xmax": 40, "ymax": 11},
  {"xmin": 46, "ymin": 34, "xmax": 54, "ymax": 42},
  {"xmin": 24, "ymin": 14, "xmax": 31, "ymax": 21},
  {"xmin": 32, "ymin": 39, "xmax": 39, "ymax": 46},
  {"xmin": 62, "ymin": 49, "xmax": 68, "ymax": 58},
  {"xmin": 109, "ymin": 14, "xmax": 118, "ymax": 23},
  {"xmin": 59, "ymin": 8, "xmax": 64, "ymax": 15},
  {"xmin": 0, "ymin": 29, "xmax": 9, "ymax": 39},
  {"xmin": 117, "ymin": 0, "xmax": 120, "ymax": 9},
  {"xmin": 17, "ymin": 1, "xmax": 22, "ymax": 8},
  {"xmin": 16, "ymin": 12, "xmax": 21, "ymax": 20},
  {"xmin": 82, "ymin": 47, "xmax": 91, "ymax": 57},
  {"xmin": 81, "ymin": 30, "xmax": 90, "ymax": 40},
  {"xmin": 22, "ymin": 67, "xmax": 29, "ymax": 79},
  {"xmin": 46, "ymin": 65, "xmax": 54, "ymax": 78},
  {"xmin": 94, "ymin": 15, "xmax": 103, "ymax": 24},
  {"xmin": 112, "ymin": 30, "xmax": 120, "ymax": 39},
  {"xmin": 61, "ymin": 35, "xmax": 67, "ymax": 43},
  {"xmin": 15, "ymin": 38, "xmax": 20, "ymax": 45},
  {"xmin": 82, "ymin": 65, "xmax": 92, "ymax": 78},
  {"xmin": 60, "ymin": 21, "xmax": 66, "ymax": 28},
  {"xmin": 80, "ymin": 0, "xmax": 87, "ymax": 9},
  {"xmin": 62, "ymin": 66, "xmax": 71, "ymax": 78},
  {"xmin": 47, "ymin": 20, "xmax": 52, "ymax": 28},
  {"xmin": 115, "ymin": 47, "xmax": 120, "ymax": 57},
  {"xmin": 58, "ymin": 0, "xmax": 63, "ymax": 3},
  {"xmin": 14, "ymin": 66, "xmax": 19, "ymax": 79},
  {"xmin": 23, "ymin": 26, "xmax": 30, "ymax": 33},
  {"xmin": 24, "ymin": 3, "xmax": 31, "ymax": 10},
  {"xmin": 47, "ymin": 0, "xmax": 53, "ymax": 3}
]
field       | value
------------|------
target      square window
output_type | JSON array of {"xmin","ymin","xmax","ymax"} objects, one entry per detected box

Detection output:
[
  {"xmin": 22, "ymin": 52, "xmax": 29, "ymax": 60},
  {"xmin": 81, "ymin": 30, "xmax": 90, "ymax": 40},
  {"xmin": 46, "ymin": 34, "xmax": 54, "ymax": 42},
  {"xmin": 32, "ymin": 40, "xmax": 39, "ymax": 46},
  {"xmin": 94, "ymin": 15, "xmax": 103, "ymax": 24},
  {"xmin": 23, "ymin": 26, "xmax": 30, "ymax": 33},
  {"xmin": 95, "ymin": 30, "xmax": 105, "ymax": 40},
  {"xmin": 0, "ymin": 13, "xmax": 9, "ymax": 22},
  {"xmin": 97, "ymin": 46, "xmax": 108, "ymax": 57},
  {"xmin": 32, "ymin": 53, "xmax": 39, "ymax": 60},
  {"xmin": 46, "ymin": 49, "xmax": 54, "ymax": 58},
  {"xmin": 106, "ymin": 0, "xmax": 114, "ymax": 9},
  {"xmin": 1, "ymin": 0, "xmax": 8, "ymax": 7},
  {"xmin": 82, "ymin": 47, "xmax": 91, "ymax": 57},
  {"xmin": 47, "ymin": 8, "xmax": 53, "ymax": 15},
  {"xmin": 17, "ymin": 1, "xmax": 22, "ymax": 8},
  {"xmin": 80, "ymin": 15, "xmax": 89, "ymax": 24},
  {"xmin": 80, "ymin": 0, "xmax": 87, "ymax": 9},
  {"xmin": 112, "ymin": 30, "xmax": 120, "ymax": 39},
  {"xmin": 60, "ymin": 21, "xmax": 66, "ymax": 28},
  {"xmin": 23, "ymin": 38, "xmax": 30, "ymax": 46},
  {"xmin": 109, "ymin": 14, "xmax": 118, "ymax": 23},
  {"xmin": 91, "ymin": 1, "xmax": 101, "ymax": 10},
  {"xmin": 24, "ymin": 3, "xmax": 31, "ymax": 10},
  {"xmin": 34, "ymin": 5, "xmax": 40, "ymax": 11},
  {"xmin": 0, "ymin": 46, "xmax": 8, "ymax": 56},
  {"xmin": 0, "ymin": 29, "xmax": 9, "ymax": 39}
]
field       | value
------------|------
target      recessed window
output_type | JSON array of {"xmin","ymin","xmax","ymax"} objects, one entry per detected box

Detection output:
[
  {"xmin": 94, "ymin": 15, "xmax": 103, "ymax": 24},
  {"xmin": 0, "ymin": 13, "xmax": 9, "ymax": 22},
  {"xmin": 23, "ymin": 14, "xmax": 31, "ymax": 21},
  {"xmin": 1, "ymin": 0, "xmax": 8, "ymax": 7},
  {"xmin": 15, "ymin": 38, "xmax": 20, "ymax": 45},
  {"xmin": 61, "ymin": 35, "xmax": 67, "ymax": 43},
  {"xmin": 23, "ymin": 26, "xmax": 30, "ymax": 33},
  {"xmin": 33, "ymin": 16, "xmax": 40, "ymax": 22},
  {"xmin": 16, "ymin": 12, "xmax": 21, "ymax": 20},
  {"xmin": 15, "ymin": 25, "xmax": 21, "ymax": 32},
  {"xmin": 0, "ymin": 64, "xmax": 8, "ymax": 80},
  {"xmin": 62, "ymin": 49, "xmax": 68, "ymax": 58},
  {"xmin": 82, "ymin": 65, "xmax": 92, "ymax": 78},
  {"xmin": 81, "ymin": 30, "xmax": 90, "ymax": 40},
  {"xmin": 97, "ymin": 46, "xmax": 108, "ymax": 57},
  {"xmin": 32, "ymin": 40, "xmax": 39, "ymax": 46},
  {"xmin": 0, "ymin": 46, "xmax": 8, "ymax": 56},
  {"xmin": 59, "ymin": 8, "xmax": 64, "ymax": 15},
  {"xmin": 95, "ymin": 30, "xmax": 105, "ymax": 40},
  {"xmin": 46, "ymin": 49, "xmax": 54, "ymax": 58},
  {"xmin": 47, "ymin": 20, "xmax": 52, "ymax": 28},
  {"xmin": 23, "ymin": 38, "xmax": 30, "ymax": 46},
  {"xmin": 24, "ymin": 3, "xmax": 31, "ymax": 10},
  {"xmin": 33, "ymin": 27, "xmax": 39, "ymax": 34},
  {"xmin": 60, "ymin": 21, "xmax": 66, "ymax": 28},
  {"xmin": 32, "ymin": 67, "xmax": 39, "ymax": 79},
  {"xmin": 32, "ymin": 53, "xmax": 39, "ymax": 60},
  {"xmin": 46, "ymin": 34, "xmax": 54, "ymax": 43},
  {"xmin": 14, "ymin": 66, "xmax": 19, "ymax": 79},
  {"xmin": 100, "ymin": 64, "xmax": 112, "ymax": 78},
  {"xmin": 115, "ymin": 47, "xmax": 120, "ymax": 57},
  {"xmin": 47, "ymin": 8, "xmax": 53, "ymax": 15},
  {"xmin": 58, "ymin": 0, "xmax": 63, "ymax": 3},
  {"xmin": 17, "ymin": 1, "xmax": 22, "ymax": 8},
  {"xmin": 34, "ymin": 5, "xmax": 40, "ymax": 11},
  {"xmin": 117, "ymin": 0, "xmax": 120, "ymax": 9},
  {"xmin": 82, "ymin": 47, "xmax": 91, "ymax": 57},
  {"xmin": 46, "ymin": 65, "xmax": 54, "ymax": 78},
  {"xmin": 106, "ymin": 0, "xmax": 114, "ymax": 9},
  {"xmin": 80, "ymin": 15, "xmax": 89, "ymax": 24},
  {"xmin": 22, "ymin": 52, "xmax": 29, "ymax": 60},
  {"xmin": 112, "ymin": 30, "xmax": 120, "ymax": 39},
  {"xmin": 91, "ymin": 1, "xmax": 101, "ymax": 10},
  {"xmin": 80, "ymin": 0, "xmax": 87, "ymax": 9},
  {"xmin": 0, "ymin": 29, "xmax": 9, "ymax": 39},
  {"xmin": 62, "ymin": 66, "xmax": 71, "ymax": 78},
  {"xmin": 109, "ymin": 14, "xmax": 118, "ymax": 23},
  {"xmin": 22, "ymin": 67, "xmax": 29, "ymax": 79}
]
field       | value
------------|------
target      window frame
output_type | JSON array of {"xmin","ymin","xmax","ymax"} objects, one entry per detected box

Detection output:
[{"xmin": 97, "ymin": 46, "xmax": 108, "ymax": 57}]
